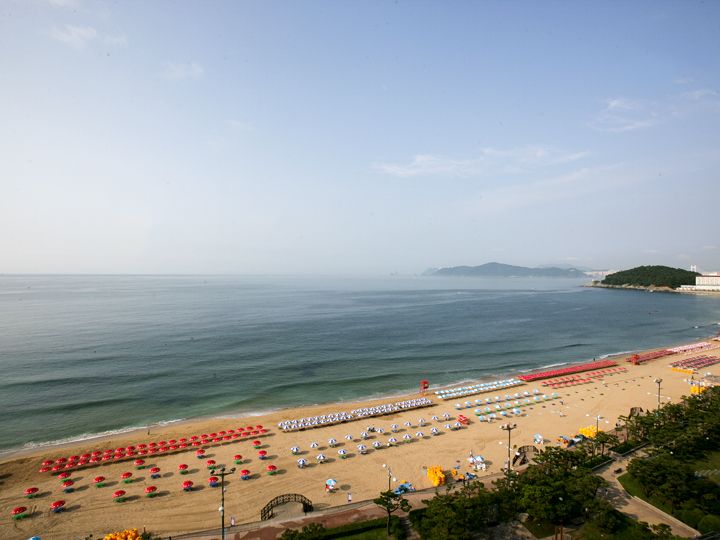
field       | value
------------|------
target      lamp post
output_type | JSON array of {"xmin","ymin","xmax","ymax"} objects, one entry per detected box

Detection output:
[
  {"xmin": 654, "ymin": 378, "xmax": 663, "ymax": 408},
  {"xmin": 217, "ymin": 466, "xmax": 235, "ymax": 540},
  {"xmin": 381, "ymin": 464, "xmax": 396, "ymax": 491},
  {"xmin": 586, "ymin": 414, "xmax": 602, "ymax": 455},
  {"xmin": 500, "ymin": 423, "xmax": 517, "ymax": 478}
]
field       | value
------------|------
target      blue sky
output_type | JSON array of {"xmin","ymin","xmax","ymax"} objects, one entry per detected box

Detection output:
[{"xmin": 2, "ymin": 0, "xmax": 719, "ymax": 274}]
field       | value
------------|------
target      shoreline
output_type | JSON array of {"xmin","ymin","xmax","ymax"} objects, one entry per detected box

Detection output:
[
  {"xmin": 0, "ymin": 346, "xmax": 653, "ymax": 461},
  {"xmin": 2, "ymin": 337, "xmax": 719, "ymax": 539}
]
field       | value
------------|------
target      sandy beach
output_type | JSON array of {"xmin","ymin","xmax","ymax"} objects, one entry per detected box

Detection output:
[{"xmin": 2, "ymin": 339, "xmax": 719, "ymax": 540}]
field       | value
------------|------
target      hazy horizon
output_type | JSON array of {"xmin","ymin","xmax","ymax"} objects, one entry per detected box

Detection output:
[{"xmin": 2, "ymin": 1, "xmax": 719, "ymax": 274}]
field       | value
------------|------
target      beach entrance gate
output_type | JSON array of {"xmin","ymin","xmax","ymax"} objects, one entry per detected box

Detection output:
[{"xmin": 260, "ymin": 493, "xmax": 313, "ymax": 520}]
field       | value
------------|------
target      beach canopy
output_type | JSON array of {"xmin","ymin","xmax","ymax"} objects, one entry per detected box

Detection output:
[
  {"xmin": 12, "ymin": 506, "xmax": 27, "ymax": 515},
  {"xmin": 178, "ymin": 464, "xmax": 188, "ymax": 470},
  {"xmin": 113, "ymin": 490, "xmax": 126, "ymax": 498},
  {"xmin": 145, "ymin": 486, "xmax": 157, "ymax": 494},
  {"xmin": 240, "ymin": 469, "xmax": 250, "ymax": 476},
  {"xmin": 51, "ymin": 500, "xmax": 65, "ymax": 510},
  {"xmin": 25, "ymin": 487, "xmax": 39, "ymax": 496},
  {"xmin": 182, "ymin": 481, "xmax": 193, "ymax": 489}
]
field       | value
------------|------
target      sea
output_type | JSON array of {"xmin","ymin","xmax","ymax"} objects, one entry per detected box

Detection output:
[{"xmin": 1, "ymin": 274, "xmax": 719, "ymax": 455}]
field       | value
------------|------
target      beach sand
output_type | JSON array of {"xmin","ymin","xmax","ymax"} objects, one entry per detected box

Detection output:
[{"xmin": 1, "ymin": 340, "xmax": 719, "ymax": 540}]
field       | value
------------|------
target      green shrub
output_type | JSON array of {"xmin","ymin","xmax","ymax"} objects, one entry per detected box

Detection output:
[
  {"xmin": 678, "ymin": 505, "xmax": 705, "ymax": 528},
  {"xmin": 698, "ymin": 514, "xmax": 720, "ymax": 534}
]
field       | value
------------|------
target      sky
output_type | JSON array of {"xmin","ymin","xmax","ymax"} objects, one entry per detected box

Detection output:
[{"xmin": 2, "ymin": 0, "xmax": 720, "ymax": 275}]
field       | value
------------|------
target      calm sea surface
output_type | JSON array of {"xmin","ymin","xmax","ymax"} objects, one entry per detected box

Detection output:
[{"xmin": 1, "ymin": 275, "xmax": 719, "ymax": 453}]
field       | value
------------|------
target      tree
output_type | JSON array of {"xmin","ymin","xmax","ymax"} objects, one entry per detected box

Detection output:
[
  {"xmin": 374, "ymin": 490, "xmax": 411, "ymax": 536},
  {"xmin": 594, "ymin": 431, "xmax": 619, "ymax": 457}
]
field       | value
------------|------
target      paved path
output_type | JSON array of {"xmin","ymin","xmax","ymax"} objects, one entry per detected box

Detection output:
[{"xmin": 597, "ymin": 457, "xmax": 700, "ymax": 538}]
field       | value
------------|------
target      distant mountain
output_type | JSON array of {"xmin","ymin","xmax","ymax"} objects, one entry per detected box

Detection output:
[
  {"xmin": 426, "ymin": 262, "xmax": 587, "ymax": 278},
  {"xmin": 537, "ymin": 263, "xmax": 594, "ymax": 272}
]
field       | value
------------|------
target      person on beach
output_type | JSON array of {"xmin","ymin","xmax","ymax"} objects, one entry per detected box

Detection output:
[{"xmin": 347, "ymin": 493, "xmax": 352, "ymax": 503}]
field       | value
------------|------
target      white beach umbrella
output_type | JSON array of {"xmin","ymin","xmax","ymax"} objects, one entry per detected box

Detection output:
[
  {"xmin": 431, "ymin": 415, "xmax": 439, "ymax": 421},
  {"xmin": 345, "ymin": 434, "xmax": 353, "ymax": 441},
  {"xmin": 418, "ymin": 418, "xmax": 426, "ymax": 426},
  {"xmin": 310, "ymin": 442, "xmax": 319, "ymax": 449},
  {"xmin": 338, "ymin": 449, "xmax": 347, "ymax": 456},
  {"xmin": 430, "ymin": 427, "xmax": 440, "ymax": 435},
  {"xmin": 444, "ymin": 424, "xmax": 452, "ymax": 430},
  {"xmin": 388, "ymin": 437, "xmax": 398, "ymax": 445},
  {"xmin": 360, "ymin": 432, "xmax": 369, "ymax": 439},
  {"xmin": 328, "ymin": 438, "xmax": 337, "ymax": 447},
  {"xmin": 357, "ymin": 444, "xmax": 367, "ymax": 454},
  {"xmin": 377, "ymin": 428, "xmax": 385, "ymax": 434},
  {"xmin": 402, "ymin": 434, "xmax": 412, "ymax": 441},
  {"xmin": 404, "ymin": 421, "xmax": 412, "ymax": 427},
  {"xmin": 442, "ymin": 413, "xmax": 451, "ymax": 420},
  {"xmin": 453, "ymin": 421, "xmax": 462, "ymax": 429},
  {"xmin": 372, "ymin": 441, "xmax": 382, "ymax": 449},
  {"xmin": 297, "ymin": 458, "xmax": 307, "ymax": 468},
  {"xmin": 290, "ymin": 446, "xmax": 300, "ymax": 454},
  {"xmin": 416, "ymin": 431, "xmax": 424, "ymax": 438},
  {"xmin": 316, "ymin": 454, "xmax": 326, "ymax": 463}
]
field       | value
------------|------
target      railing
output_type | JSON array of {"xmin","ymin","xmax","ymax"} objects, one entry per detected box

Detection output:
[{"xmin": 260, "ymin": 493, "xmax": 313, "ymax": 521}]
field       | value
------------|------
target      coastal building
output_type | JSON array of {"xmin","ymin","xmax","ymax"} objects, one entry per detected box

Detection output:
[{"xmin": 680, "ymin": 271, "xmax": 720, "ymax": 292}]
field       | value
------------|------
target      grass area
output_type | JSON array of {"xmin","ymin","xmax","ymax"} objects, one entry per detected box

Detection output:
[
  {"xmin": 575, "ymin": 518, "xmax": 661, "ymax": 540},
  {"xmin": 692, "ymin": 450, "xmax": 720, "ymax": 485},
  {"xmin": 523, "ymin": 518, "xmax": 557, "ymax": 538},
  {"xmin": 617, "ymin": 472, "xmax": 673, "ymax": 515}
]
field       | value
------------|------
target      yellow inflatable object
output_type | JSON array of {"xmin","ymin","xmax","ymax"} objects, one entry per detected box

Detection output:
[
  {"xmin": 691, "ymin": 385, "xmax": 707, "ymax": 394},
  {"xmin": 427, "ymin": 465, "xmax": 445, "ymax": 486},
  {"xmin": 103, "ymin": 528, "xmax": 142, "ymax": 540},
  {"xmin": 578, "ymin": 425, "xmax": 598, "ymax": 438}
]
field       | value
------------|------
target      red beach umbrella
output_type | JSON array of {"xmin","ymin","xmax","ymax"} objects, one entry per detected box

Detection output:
[
  {"xmin": 219, "ymin": 431, "xmax": 227, "ymax": 436},
  {"xmin": 50, "ymin": 500, "xmax": 65, "ymax": 511},
  {"xmin": 210, "ymin": 432, "xmax": 217, "ymax": 438},
  {"xmin": 168, "ymin": 439, "xmax": 176, "ymax": 444},
  {"xmin": 196, "ymin": 449, "xmax": 205, "ymax": 456},
  {"xmin": 56, "ymin": 457, "xmax": 67, "ymax": 464},
  {"xmin": 94, "ymin": 476, "xmax": 105, "ymax": 487},
  {"xmin": 206, "ymin": 459, "xmax": 217, "ymax": 469},
  {"xmin": 92, "ymin": 451, "xmax": 102, "ymax": 456},
  {"xmin": 121, "ymin": 472, "xmax": 133, "ymax": 483},
  {"xmin": 266, "ymin": 464, "xmax": 277, "ymax": 474},
  {"xmin": 252, "ymin": 440, "xmax": 261, "ymax": 447},
  {"xmin": 12, "ymin": 506, "xmax": 27, "ymax": 519},
  {"xmin": 42, "ymin": 460, "xmax": 53, "ymax": 466},
  {"xmin": 179, "ymin": 437, "xmax": 187, "ymax": 443},
  {"xmin": 137, "ymin": 443, "xmax": 147, "ymax": 449},
  {"xmin": 240, "ymin": 469, "xmax": 250, "ymax": 476},
  {"xmin": 51, "ymin": 465, "xmax": 62, "ymax": 472},
  {"xmin": 259, "ymin": 429, "xmax": 268, "ymax": 434},
  {"xmin": 62, "ymin": 480, "xmax": 74, "ymax": 488},
  {"xmin": 257, "ymin": 450, "xmax": 267, "ymax": 459},
  {"xmin": 182, "ymin": 480, "xmax": 194, "ymax": 491},
  {"xmin": 39, "ymin": 466, "xmax": 51, "ymax": 473},
  {"xmin": 145, "ymin": 485, "xmax": 157, "ymax": 497},
  {"xmin": 192, "ymin": 441, "xmax": 201, "ymax": 446},
  {"xmin": 228, "ymin": 429, "xmax": 235, "ymax": 434},
  {"xmin": 256, "ymin": 425, "xmax": 263, "ymax": 430},
  {"xmin": 158, "ymin": 441, "xmax": 167, "ymax": 446},
  {"xmin": 150, "ymin": 467, "xmax": 160, "ymax": 473},
  {"xmin": 134, "ymin": 459, "xmax": 145, "ymax": 469},
  {"xmin": 208, "ymin": 476, "xmax": 219, "ymax": 485},
  {"xmin": 201, "ymin": 434, "xmax": 209, "ymax": 439},
  {"xmin": 148, "ymin": 442, "xmax": 157, "ymax": 447},
  {"xmin": 81, "ymin": 453, "xmax": 91, "ymax": 459},
  {"xmin": 69, "ymin": 455, "xmax": 80, "ymax": 461},
  {"xmin": 58, "ymin": 472, "xmax": 70, "ymax": 480},
  {"xmin": 102, "ymin": 455, "xmax": 112, "ymax": 461},
  {"xmin": 251, "ymin": 430, "xmax": 259, "ymax": 436},
  {"xmin": 233, "ymin": 454, "xmax": 242, "ymax": 464},
  {"xmin": 178, "ymin": 464, "xmax": 188, "ymax": 474},
  {"xmin": 190, "ymin": 435, "xmax": 199, "ymax": 441},
  {"xmin": 25, "ymin": 487, "xmax": 39, "ymax": 498},
  {"xmin": 126, "ymin": 445, "xmax": 135, "ymax": 451},
  {"xmin": 113, "ymin": 490, "xmax": 126, "ymax": 501}
]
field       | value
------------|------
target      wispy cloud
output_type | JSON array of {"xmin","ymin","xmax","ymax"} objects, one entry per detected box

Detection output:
[
  {"xmin": 589, "ymin": 98, "xmax": 660, "ymax": 132},
  {"xmin": 45, "ymin": 0, "xmax": 81, "ymax": 8},
  {"xmin": 50, "ymin": 24, "xmax": 97, "ymax": 48},
  {"xmin": 591, "ymin": 86, "xmax": 720, "ymax": 133},
  {"xmin": 374, "ymin": 145, "xmax": 587, "ymax": 178},
  {"xmin": 49, "ymin": 24, "xmax": 126, "ymax": 49},
  {"xmin": 161, "ymin": 62, "xmax": 204, "ymax": 80},
  {"xmin": 674, "ymin": 77, "xmax": 694, "ymax": 85}
]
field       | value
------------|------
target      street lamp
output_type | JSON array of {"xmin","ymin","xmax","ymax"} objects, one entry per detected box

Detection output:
[
  {"xmin": 500, "ymin": 423, "xmax": 517, "ymax": 478},
  {"xmin": 381, "ymin": 463, "xmax": 396, "ymax": 491},
  {"xmin": 654, "ymin": 378, "xmax": 663, "ymax": 408},
  {"xmin": 217, "ymin": 466, "xmax": 235, "ymax": 540}
]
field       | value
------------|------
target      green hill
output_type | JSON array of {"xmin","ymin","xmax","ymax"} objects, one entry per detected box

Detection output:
[{"xmin": 602, "ymin": 265, "xmax": 699, "ymax": 289}]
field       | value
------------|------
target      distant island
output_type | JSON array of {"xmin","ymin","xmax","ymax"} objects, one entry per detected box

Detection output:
[
  {"xmin": 425, "ymin": 262, "xmax": 587, "ymax": 278},
  {"xmin": 598, "ymin": 265, "xmax": 700, "ymax": 290}
]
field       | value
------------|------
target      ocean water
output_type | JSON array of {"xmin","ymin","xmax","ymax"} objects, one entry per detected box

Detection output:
[{"xmin": 1, "ymin": 274, "xmax": 719, "ymax": 453}]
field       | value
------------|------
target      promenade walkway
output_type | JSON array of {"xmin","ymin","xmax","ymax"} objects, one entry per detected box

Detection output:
[{"xmin": 597, "ymin": 456, "xmax": 700, "ymax": 538}]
